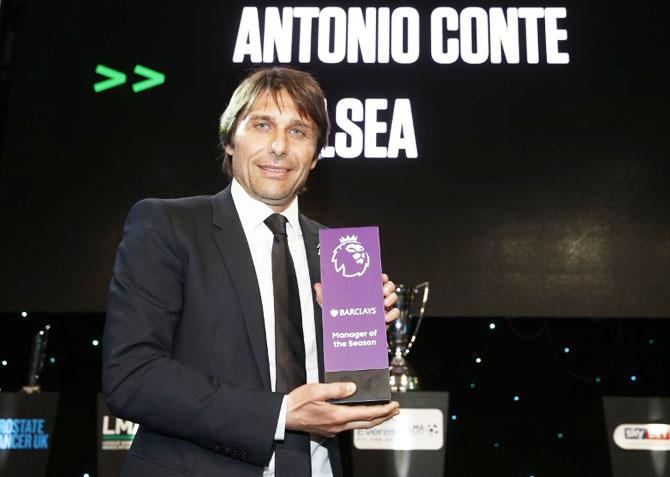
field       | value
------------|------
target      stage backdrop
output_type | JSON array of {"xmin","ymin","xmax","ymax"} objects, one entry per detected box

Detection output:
[{"xmin": 0, "ymin": 0, "xmax": 668, "ymax": 316}]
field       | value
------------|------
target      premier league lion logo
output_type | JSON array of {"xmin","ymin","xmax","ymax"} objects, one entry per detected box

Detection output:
[{"xmin": 331, "ymin": 235, "xmax": 370, "ymax": 278}]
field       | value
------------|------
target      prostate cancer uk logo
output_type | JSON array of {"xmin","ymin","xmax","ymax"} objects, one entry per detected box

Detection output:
[
  {"xmin": 0, "ymin": 418, "xmax": 50, "ymax": 450},
  {"xmin": 331, "ymin": 234, "xmax": 370, "ymax": 278}
]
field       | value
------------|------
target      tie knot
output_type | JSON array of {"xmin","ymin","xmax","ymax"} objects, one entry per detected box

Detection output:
[{"xmin": 264, "ymin": 213, "xmax": 288, "ymax": 236}]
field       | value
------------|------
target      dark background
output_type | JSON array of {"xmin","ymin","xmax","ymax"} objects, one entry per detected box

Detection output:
[
  {"xmin": 1, "ymin": 0, "xmax": 668, "ymax": 316},
  {"xmin": 2, "ymin": 313, "xmax": 669, "ymax": 476}
]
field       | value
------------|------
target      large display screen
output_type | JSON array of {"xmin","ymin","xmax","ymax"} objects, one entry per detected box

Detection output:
[{"xmin": 1, "ymin": 1, "xmax": 668, "ymax": 316}]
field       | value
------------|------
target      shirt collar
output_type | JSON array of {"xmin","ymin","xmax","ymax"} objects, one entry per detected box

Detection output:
[{"xmin": 230, "ymin": 178, "xmax": 303, "ymax": 236}]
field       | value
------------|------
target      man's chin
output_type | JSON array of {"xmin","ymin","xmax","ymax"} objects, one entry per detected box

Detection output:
[{"xmin": 253, "ymin": 189, "xmax": 296, "ymax": 209}]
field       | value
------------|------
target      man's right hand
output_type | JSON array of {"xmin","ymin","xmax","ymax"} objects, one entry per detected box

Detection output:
[{"xmin": 285, "ymin": 383, "xmax": 400, "ymax": 438}]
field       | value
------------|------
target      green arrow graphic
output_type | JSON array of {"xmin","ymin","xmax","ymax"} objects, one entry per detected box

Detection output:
[
  {"xmin": 132, "ymin": 65, "xmax": 165, "ymax": 93},
  {"xmin": 94, "ymin": 65, "xmax": 126, "ymax": 92}
]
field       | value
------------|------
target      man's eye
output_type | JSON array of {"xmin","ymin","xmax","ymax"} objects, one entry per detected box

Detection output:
[
  {"xmin": 254, "ymin": 122, "xmax": 269, "ymax": 130},
  {"xmin": 290, "ymin": 128, "xmax": 305, "ymax": 137}
]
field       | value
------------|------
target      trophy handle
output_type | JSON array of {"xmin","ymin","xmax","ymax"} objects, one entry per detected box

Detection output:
[{"xmin": 403, "ymin": 281, "xmax": 429, "ymax": 357}]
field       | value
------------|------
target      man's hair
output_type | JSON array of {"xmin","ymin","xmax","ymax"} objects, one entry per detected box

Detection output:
[{"xmin": 219, "ymin": 67, "xmax": 330, "ymax": 178}]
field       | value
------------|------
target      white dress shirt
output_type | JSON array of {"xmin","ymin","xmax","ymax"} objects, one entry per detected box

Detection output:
[{"xmin": 231, "ymin": 179, "xmax": 333, "ymax": 477}]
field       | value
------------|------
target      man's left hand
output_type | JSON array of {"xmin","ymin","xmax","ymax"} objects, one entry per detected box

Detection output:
[{"xmin": 314, "ymin": 273, "xmax": 400, "ymax": 326}]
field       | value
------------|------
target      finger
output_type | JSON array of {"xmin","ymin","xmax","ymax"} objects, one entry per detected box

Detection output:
[
  {"xmin": 367, "ymin": 410, "xmax": 400, "ymax": 429},
  {"xmin": 383, "ymin": 280, "xmax": 396, "ymax": 297},
  {"xmin": 338, "ymin": 401, "xmax": 399, "ymax": 422},
  {"xmin": 384, "ymin": 291, "xmax": 398, "ymax": 308},
  {"xmin": 385, "ymin": 308, "xmax": 400, "ymax": 324},
  {"xmin": 341, "ymin": 408, "xmax": 400, "ymax": 432},
  {"xmin": 340, "ymin": 420, "xmax": 374, "ymax": 432},
  {"xmin": 313, "ymin": 282, "xmax": 323, "ymax": 307},
  {"xmin": 312, "ymin": 382, "xmax": 356, "ymax": 401},
  {"xmin": 368, "ymin": 407, "xmax": 401, "ymax": 428}
]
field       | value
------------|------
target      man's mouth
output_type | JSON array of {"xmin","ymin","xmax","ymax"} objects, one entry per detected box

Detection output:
[{"xmin": 259, "ymin": 165, "xmax": 290, "ymax": 175}]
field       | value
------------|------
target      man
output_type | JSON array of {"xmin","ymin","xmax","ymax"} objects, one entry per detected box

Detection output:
[{"xmin": 102, "ymin": 67, "xmax": 400, "ymax": 477}]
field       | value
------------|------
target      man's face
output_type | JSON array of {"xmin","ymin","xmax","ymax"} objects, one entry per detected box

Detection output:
[{"xmin": 225, "ymin": 89, "xmax": 319, "ymax": 211}]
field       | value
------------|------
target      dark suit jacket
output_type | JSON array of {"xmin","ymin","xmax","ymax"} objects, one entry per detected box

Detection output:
[{"xmin": 102, "ymin": 186, "xmax": 342, "ymax": 477}]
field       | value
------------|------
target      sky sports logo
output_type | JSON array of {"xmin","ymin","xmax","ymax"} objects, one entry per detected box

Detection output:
[
  {"xmin": 614, "ymin": 424, "xmax": 670, "ymax": 450},
  {"xmin": 624, "ymin": 427, "xmax": 670, "ymax": 440}
]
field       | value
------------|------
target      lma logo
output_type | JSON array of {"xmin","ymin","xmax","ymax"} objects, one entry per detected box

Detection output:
[
  {"xmin": 101, "ymin": 415, "xmax": 139, "ymax": 450},
  {"xmin": 613, "ymin": 423, "xmax": 670, "ymax": 450},
  {"xmin": 331, "ymin": 235, "xmax": 370, "ymax": 278}
]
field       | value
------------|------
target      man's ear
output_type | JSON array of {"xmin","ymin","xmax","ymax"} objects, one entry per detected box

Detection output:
[{"xmin": 224, "ymin": 142, "xmax": 234, "ymax": 156}]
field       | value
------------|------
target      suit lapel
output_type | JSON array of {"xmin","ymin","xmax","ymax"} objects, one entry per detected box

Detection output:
[
  {"xmin": 210, "ymin": 186, "xmax": 271, "ymax": 391},
  {"xmin": 300, "ymin": 215, "xmax": 325, "ymax": 382}
]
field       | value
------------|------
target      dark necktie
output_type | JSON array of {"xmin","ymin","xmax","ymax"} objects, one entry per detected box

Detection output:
[{"xmin": 264, "ymin": 213, "xmax": 311, "ymax": 477}]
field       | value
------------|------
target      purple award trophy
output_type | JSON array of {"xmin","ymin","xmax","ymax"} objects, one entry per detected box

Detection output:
[{"xmin": 319, "ymin": 227, "xmax": 390, "ymax": 404}]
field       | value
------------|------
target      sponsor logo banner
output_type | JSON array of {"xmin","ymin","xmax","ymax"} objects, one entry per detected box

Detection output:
[
  {"xmin": 354, "ymin": 408, "xmax": 444, "ymax": 450},
  {"xmin": 613, "ymin": 423, "xmax": 670, "ymax": 451},
  {"xmin": 0, "ymin": 418, "xmax": 50, "ymax": 450},
  {"xmin": 101, "ymin": 415, "xmax": 138, "ymax": 451}
]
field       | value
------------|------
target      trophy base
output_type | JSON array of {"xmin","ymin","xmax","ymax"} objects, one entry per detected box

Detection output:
[
  {"xmin": 21, "ymin": 385, "xmax": 41, "ymax": 394},
  {"xmin": 389, "ymin": 373, "xmax": 420, "ymax": 392},
  {"xmin": 389, "ymin": 355, "xmax": 420, "ymax": 392},
  {"xmin": 326, "ymin": 368, "xmax": 391, "ymax": 404}
]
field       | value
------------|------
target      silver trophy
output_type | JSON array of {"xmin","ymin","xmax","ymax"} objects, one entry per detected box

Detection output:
[
  {"xmin": 22, "ymin": 324, "xmax": 51, "ymax": 394},
  {"xmin": 388, "ymin": 282, "xmax": 429, "ymax": 392}
]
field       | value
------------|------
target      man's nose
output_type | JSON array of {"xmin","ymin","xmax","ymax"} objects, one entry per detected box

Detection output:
[{"xmin": 270, "ymin": 130, "xmax": 287, "ymax": 157}]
